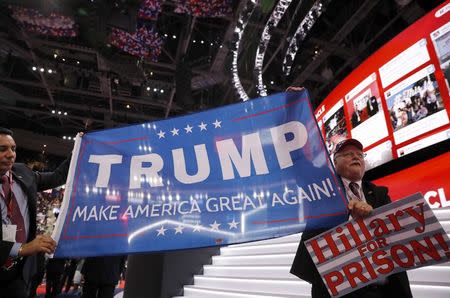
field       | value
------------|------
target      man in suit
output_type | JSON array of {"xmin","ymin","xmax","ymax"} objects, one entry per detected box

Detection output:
[
  {"xmin": 290, "ymin": 138, "xmax": 412, "ymax": 298},
  {"xmin": 367, "ymin": 96, "xmax": 379, "ymax": 116},
  {"xmin": 0, "ymin": 127, "xmax": 70, "ymax": 297}
]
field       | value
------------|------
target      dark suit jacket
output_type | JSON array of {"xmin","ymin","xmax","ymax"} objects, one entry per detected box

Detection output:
[
  {"xmin": 0, "ymin": 160, "xmax": 69, "ymax": 283},
  {"xmin": 82, "ymin": 256, "xmax": 126, "ymax": 285},
  {"xmin": 290, "ymin": 180, "xmax": 412, "ymax": 297}
]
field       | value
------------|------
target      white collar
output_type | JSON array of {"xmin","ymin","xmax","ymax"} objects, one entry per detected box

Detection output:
[{"xmin": 342, "ymin": 177, "xmax": 362, "ymax": 188}]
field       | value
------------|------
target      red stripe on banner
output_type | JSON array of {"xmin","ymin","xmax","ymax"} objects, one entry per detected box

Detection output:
[
  {"xmin": 232, "ymin": 96, "xmax": 308, "ymax": 121},
  {"xmin": 87, "ymin": 136, "xmax": 149, "ymax": 145},
  {"xmin": 251, "ymin": 211, "xmax": 348, "ymax": 224},
  {"xmin": 63, "ymin": 233, "xmax": 128, "ymax": 240}
]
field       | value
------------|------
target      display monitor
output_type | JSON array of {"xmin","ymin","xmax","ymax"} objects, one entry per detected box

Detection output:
[{"xmin": 315, "ymin": 2, "xmax": 450, "ymax": 171}]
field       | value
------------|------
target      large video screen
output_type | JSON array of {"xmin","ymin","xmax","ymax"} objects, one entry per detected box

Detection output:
[{"xmin": 315, "ymin": 2, "xmax": 450, "ymax": 171}]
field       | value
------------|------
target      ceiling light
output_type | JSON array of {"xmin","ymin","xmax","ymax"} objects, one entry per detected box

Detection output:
[
  {"xmin": 164, "ymin": 34, "xmax": 168, "ymax": 37},
  {"xmin": 63, "ymin": 136, "xmax": 67, "ymax": 139},
  {"xmin": 64, "ymin": 112, "xmax": 67, "ymax": 115},
  {"xmin": 126, "ymin": 104, "xmax": 130, "ymax": 109},
  {"xmin": 77, "ymin": 61, "xmax": 80, "ymax": 64},
  {"xmin": 201, "ymin": 40, "xmax": 204, "ymax": 44},
  {"xmin": 32, "ymin": 66, "xmax": 37, "ymax": 71},
  {"xmin": 146, "ymin": 87, "xmax": 150, "ymax": 91},
  {"xmin": 255, "ymin": 0, "xmax": 292, "ymax": 97},
  {"xmin": 48, "ymin": 69, "xmax": 53, "ymax": 74},
  {"xmin": 231, "ymin": 0, "xmax": 258, "ymax": 102},
  {"xmin": 172, "ymin": 35, "xmax": 176, "ymax": 39},
  {"xmin": 58, "ymin": 111, "xmax": 62, "ymax": 115},
  {"xmin": 43, "ymin": 144, "xmax": 47, "ymax": 147},
  {"xmin": 51, "ymin": 110, "xmax": 56, "ymax": 114},
  {"xmin": 282, "ymin": 0, "xmax": 326, "ymax": 75},
  {"xmin": 153, "ymin": 88, "xmax": 158, "ymax": 92},
  {"xmin": 53, "ymin": 53, "xmax": 58, "ymax": 59},
  {"xmin": 62, "ymin": 58, "xmax": 66, "ymax": 62},
  {"xmin": 210, "ymin": 43, "xmax": 213, "ymax": 46},
  {"xmin": 193, "ymin": 40, "xmax": 196, "ymax": 43},
  {"xmin": 40, "ymin": 68, "xmax": 45, "ymax": 72},
  {"xmin": 160, "ymin": 89, "xmax": 164, "ymax": 93}
]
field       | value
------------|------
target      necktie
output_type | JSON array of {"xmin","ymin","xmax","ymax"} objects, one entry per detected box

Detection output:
[
  {"xmin": 1, "ymin": 175, "xmax": 11, "ymax": 204},
  {"xmin": 1, "ymin": 175, "xmax": 26, "ymax": 243},
  {"xmin": 349, "ymin": 182, "xmax": 362, "ymax": 201}
]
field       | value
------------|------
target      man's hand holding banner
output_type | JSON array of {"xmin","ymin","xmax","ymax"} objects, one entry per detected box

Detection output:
[
  {"xmin": 52, "ymin": 90, "xmax": 349, "ymax": 257},
  {"xmin": 305, "ymin": 193, "xmax": 450, "ymax": 297}
]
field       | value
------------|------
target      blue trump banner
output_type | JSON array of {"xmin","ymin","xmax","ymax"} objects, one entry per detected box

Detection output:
[{"xmin": 52, "ymin": 90, "xmax": 348, "ymax": 257}]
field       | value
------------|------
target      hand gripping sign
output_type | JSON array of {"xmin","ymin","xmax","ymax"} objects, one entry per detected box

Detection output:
[{"xmin": 305, "ymin": 193, "xmax": 450, "ymax": 297}]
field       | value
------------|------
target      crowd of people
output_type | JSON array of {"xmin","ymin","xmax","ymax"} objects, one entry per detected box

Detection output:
[
  {"xmin": 389, "ymin": 78, "xmax": 440, "ymax": 131},
  {"xmin": 34, "ymin": 188, "xmax": 126, "ymax": 298}
]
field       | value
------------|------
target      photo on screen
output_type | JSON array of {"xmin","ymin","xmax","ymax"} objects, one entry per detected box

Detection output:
[
  {"xmin": 364, "ymin": 141, "xmax": 393, "ymax": 170},
  {"xmin": 345, "ymin": 74, "xmax": 388, "ymax": 147},
  {"xmin": 323, "ymin": 101, "xmax": 348, "ymax": 154},
  {"xmin": 385, "ymin": 72, "xmax": 444, "ymax": 133},
  {"xmin": 431, "ymin": 22, "xmax": 450, "ymax": 88},
  {"xmin": 347, "ymin": 89, "xmax": 375, "ymax": 128}
]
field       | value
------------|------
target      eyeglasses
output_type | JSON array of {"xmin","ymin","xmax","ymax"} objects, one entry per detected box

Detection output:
[{"xmin": 335, "ymin": 152, "xmax": 366, "ymax": 159}]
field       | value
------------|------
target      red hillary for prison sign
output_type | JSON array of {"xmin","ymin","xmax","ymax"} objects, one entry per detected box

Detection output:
[{"xmin": 305, "ymin": 193, "xmax": 450, "ymax": 297}]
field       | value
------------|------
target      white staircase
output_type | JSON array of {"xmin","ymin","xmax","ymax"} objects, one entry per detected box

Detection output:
[{"xmin": 174, "ymin": 208, "xmax": 450, "ymax": 298}]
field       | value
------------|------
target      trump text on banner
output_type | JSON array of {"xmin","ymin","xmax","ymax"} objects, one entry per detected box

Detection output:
[{"xmin": 52, "ymin": 91, "xmax": 349, "ymax": 257}]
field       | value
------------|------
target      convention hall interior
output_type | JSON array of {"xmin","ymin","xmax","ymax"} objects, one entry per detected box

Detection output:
[{"xmin": 0, "ymin": 0, "xmax": 448, "ymax": 298}]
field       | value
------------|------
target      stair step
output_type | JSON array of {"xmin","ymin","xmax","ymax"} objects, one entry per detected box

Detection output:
[
  {"xmin": 192, "ymin": 275, "xmax": 310, "ymax": 296},
  {"xmin": 408, "ymin": 266, "xmax": 450, "ymax": 285},
  {"xmin": 229, "ymin": 233, "xmax": 302, "ymax": 248},
  {"xmin": 182, "ymin": 286, "xmax": 308, "ymax": 298},
  {"xmin": 220, "ymin": 242, "xmax": 299, "ymax": 256},
  {"xmin": 212, "ymin": 253, "xmax": 295, "ymax": 266},
  {"xmin": 201, "ymin": 264, "xmax": 450, "ymax": 285},
  {"xmin": 411, "ymin": 284, "xmax": 450, "ymax": 298},
  {"xmin": 203, "ymin": 265, "xmax": 295, "ymax": 279}
]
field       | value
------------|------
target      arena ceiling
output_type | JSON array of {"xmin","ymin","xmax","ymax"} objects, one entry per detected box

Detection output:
[{"xmin": 0, "ymin": 0, "xmax": 442, "ymax": 156}]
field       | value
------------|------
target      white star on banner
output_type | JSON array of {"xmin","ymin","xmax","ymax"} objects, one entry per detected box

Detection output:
[
  {"xmin": 157, "ymin": 226, "xmax": 167, "ymax": 236},
  {"xmin": 171, "ymin": 128, "xmax": 179, "ymax": 136},
  {"xmin": 228, "ymin": 219, "xmax": 239, "ymax": 229},
  {"xmin": 184, "ymin": 124, "xmax": 193, "ymax": 133},
  {"xmin": 157, "ymin": 130, "xmax": 166, "ymax": 139},
  {"xmin": 213, "ymin": 119, "xmax": 222, "ymax": 128},
  {"xmin": 210, "ymin": 221, "xmax": 221, "ymax": 231},
  {"xmin": 174, "ymin": 225, "xmax": 185, "ymax": 234},
  {"xmin": 198, "ymin": 122, "xmax": 207, "ymax": 131},
  {"xmin": 193, "ymin": 222, "xmax": 202, "ymax": 232}
]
